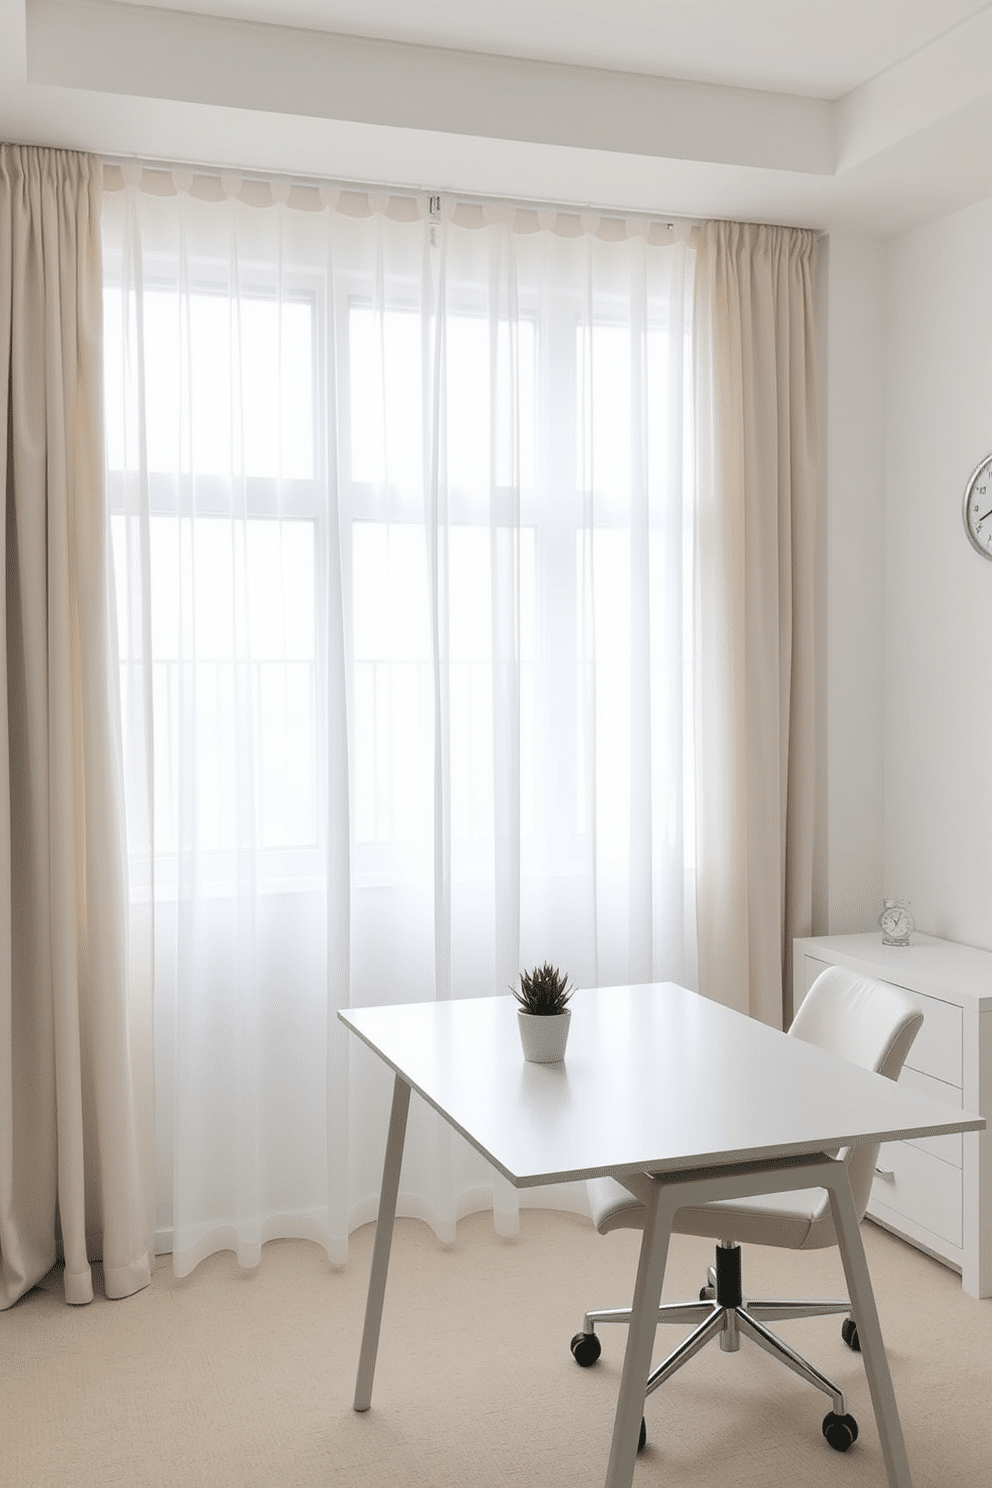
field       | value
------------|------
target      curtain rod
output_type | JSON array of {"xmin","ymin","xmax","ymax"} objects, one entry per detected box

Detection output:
[{"xmin": 100, "ymin": 152, "xmax": 697, "ymax": 230}]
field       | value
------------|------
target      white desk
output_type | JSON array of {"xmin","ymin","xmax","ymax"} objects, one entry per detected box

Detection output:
[{"xmin": 339, "ymin": 983, "xmax": 984, "ymax": 1488}]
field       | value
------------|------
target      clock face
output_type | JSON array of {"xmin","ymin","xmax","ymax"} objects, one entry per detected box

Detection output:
[
  {"xmin": 878, "ymin": 900, "xmax": 914, "ymax": 943},
  {"xmin": 963, "ymin": 454, "xmax": 992, "ymax": 559},
  {"xmin": 880, "ymin": 906, "xmax": 911, "ymax": 939}
]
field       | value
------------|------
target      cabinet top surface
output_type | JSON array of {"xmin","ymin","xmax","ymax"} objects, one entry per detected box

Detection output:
[{"xmin": 796, "ymin": 933, "xmax": 992, "ymax": 1008}]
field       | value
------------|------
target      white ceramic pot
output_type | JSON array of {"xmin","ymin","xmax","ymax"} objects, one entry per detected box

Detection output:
[{"xmin": 517, "ymin": 1008, "xmax": 571, "ymax": 1063}]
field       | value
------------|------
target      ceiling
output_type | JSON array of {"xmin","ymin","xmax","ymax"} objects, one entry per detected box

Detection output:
[
  {"xmin": 116, "ymin": 0, "xmax": 990, "ymax": 98},
  {"xmin": 3, "ymin": 0, "xmax": 992, "ymax": 234}
]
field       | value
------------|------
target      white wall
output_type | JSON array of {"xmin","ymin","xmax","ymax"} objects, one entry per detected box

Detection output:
[
  {"xmin": 816, "ymin": 232, "xmax": 887, "ymax": 935},
  {"xmin": 884, "ymin": 195, "xmax": 992, "ymax": 948}
]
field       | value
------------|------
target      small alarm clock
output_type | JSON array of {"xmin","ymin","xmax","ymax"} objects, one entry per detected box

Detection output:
[{"xmin": 878, "ymin": 899, "xmax": 914, "ymax": 947}]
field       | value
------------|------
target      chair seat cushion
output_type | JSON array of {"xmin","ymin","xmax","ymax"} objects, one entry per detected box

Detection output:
[{"xmin": 587, "ymin": 1175, "xmax": 834, "ymax": 1250}]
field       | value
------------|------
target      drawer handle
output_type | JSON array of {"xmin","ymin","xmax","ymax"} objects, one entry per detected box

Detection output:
[{"xmin": 874, "ymin": 1166, "xmax": 895, "ymax": 1183}]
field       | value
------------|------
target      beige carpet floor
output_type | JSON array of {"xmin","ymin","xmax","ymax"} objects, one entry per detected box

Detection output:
[{"xmin": 2, "ymin": 1210, "xmax": 989, "ymax": 1487}]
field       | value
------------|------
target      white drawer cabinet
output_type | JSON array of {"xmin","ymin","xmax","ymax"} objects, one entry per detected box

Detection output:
[{"xmin": 793, "ymin": 933, "xmax": 992, "ymax": 1298}]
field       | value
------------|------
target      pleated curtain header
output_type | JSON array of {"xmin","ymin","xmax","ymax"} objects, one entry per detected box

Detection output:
[{"xmin": 101, "ymin": 161, "xmax": 700, "ymax": 245}]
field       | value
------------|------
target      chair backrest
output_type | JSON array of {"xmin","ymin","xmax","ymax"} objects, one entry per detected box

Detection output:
[{"xmin": 789, "ymin": 964, "xmax": 924, "ymax": 1227}]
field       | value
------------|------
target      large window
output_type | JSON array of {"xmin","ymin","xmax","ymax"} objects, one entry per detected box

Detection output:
[{"xmin": 106, "ymin": 264, "xmax": 687, "ymax": 893}]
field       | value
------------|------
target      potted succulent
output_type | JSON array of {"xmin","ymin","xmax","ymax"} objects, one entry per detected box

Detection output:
[{"xmin": 512, "ymin": 962, "xmax": 575, "ymax": 1063}]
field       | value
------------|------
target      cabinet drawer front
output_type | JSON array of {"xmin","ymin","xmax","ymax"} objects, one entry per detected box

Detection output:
[
  {"xmin": 898, "ymin": 1067, "xmax": 963, "ymax": 1166},
  {"xmin": 901, "ymin": 990, "xmax": 962, "ymax": 1087},
  {"xmin": 870, "ymin": 1140, "xmax": 962, "ymax": 1247}
]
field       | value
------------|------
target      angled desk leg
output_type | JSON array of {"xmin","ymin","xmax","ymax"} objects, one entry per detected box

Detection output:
[
  {"xmin": 825, "ymin": 1163, "xmax": 912, "ymax": 1488},
  {"xmin": 604, "ymin": 1179, "xmax": 674, "ymax": 1488},
  {"xmin": 353, "ymin": 1074, "xmax": 411, "ymax": 1412}
]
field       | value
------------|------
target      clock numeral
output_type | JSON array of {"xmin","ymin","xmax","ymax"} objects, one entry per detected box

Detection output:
[{"xmin": 964, "ymin": 457, "xmax": 992, "ymax": 559}]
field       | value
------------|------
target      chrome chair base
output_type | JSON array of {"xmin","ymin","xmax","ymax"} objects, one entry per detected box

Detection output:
[{"xmin": 574, "ymin": 1239, "xmax": 859, "ymax": 1422}]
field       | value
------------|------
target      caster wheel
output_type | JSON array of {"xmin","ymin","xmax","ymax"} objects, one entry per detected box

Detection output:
[
  {"xmin": 841, "ymin": 1317, "xmax": 861, "ymax": 1352},
  {"xmin": 699, "ymin": 1285, "xmax": 715, "ymax": 1301},
  {"xmin": 822, "ymin": 1412, "xmax": 859, "ymax": 1452},
  {"xmin": 570, "ymin": 1331, "xmax": 602, "ymax": 1367},
  {"xmin": 638, "ymin": 1417, "xmax": 646, "ymax": 1453}
]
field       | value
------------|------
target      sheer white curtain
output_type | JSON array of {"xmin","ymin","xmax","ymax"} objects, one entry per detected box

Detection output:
[{"xmin": 101, "ymin": 169, "xmax": 697, "ymax": 1272}]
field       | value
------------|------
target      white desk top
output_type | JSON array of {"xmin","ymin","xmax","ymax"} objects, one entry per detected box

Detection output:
[{"xmin": 340, "ymin": 984, "xmax": 984, "ymax": 1188}]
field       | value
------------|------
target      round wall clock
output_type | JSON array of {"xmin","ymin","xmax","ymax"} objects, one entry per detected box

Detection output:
[{"xmin": 963, "ymin": 453, "xmax": 992, "ymax": 559}]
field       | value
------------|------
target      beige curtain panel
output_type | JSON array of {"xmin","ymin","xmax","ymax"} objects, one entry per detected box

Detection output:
[
  {"xmin": 691, "ymin": 219, "xmax": 819, "ymax": 1030},
  {"xmin": 0, "ymin": 144, "xmax": 153, "ymax": 1307}
]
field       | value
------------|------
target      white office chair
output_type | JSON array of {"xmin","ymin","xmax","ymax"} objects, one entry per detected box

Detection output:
[{"xmin": 570, "ymin": 966, "xmax": 924, "ymax": 1456}]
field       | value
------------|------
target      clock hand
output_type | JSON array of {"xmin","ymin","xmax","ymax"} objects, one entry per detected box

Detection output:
[{"xmin": 978, "ymin": 508, "xmax": 992, "ymax": 526}]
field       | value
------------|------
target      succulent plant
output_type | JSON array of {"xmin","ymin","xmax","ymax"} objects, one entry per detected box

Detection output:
[{"xmin": 512, "ymin": 962, "xmax": 574, "ymax": 1016}]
